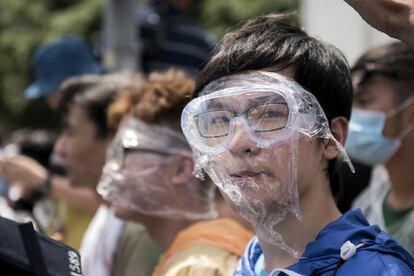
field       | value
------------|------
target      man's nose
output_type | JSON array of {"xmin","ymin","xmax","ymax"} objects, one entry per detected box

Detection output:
[
  {"xmin": 53, "ymin": 134, "xmax": 67, "ymax": 160},
  {"xmin": 227, "ymin": 119, "xmax": 260, "ymax": 157}
]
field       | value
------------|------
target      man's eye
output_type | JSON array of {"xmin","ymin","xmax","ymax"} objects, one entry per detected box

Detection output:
[
  {"xmin": 211, "ymin": 116, "xmax": 230, "ymax": 124},
  {"xmin": 356, "ymin": 99, "xmax": 368, "ymax": 106},
  {"xmin": 261, "ymin": 111, "xmax": 279, "ymax": 118},
  {"xmin": 354, "ymin": 95, "xmax": 374, "ymax": 107},
  {"xmin": 64, "ymin": 128, "xmax": 76, "ymax": 136}
]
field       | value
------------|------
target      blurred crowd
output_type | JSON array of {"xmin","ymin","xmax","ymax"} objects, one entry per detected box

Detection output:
[{"xmin": 0, "ymin": 0, "xmax": 414, "ymax": 275}]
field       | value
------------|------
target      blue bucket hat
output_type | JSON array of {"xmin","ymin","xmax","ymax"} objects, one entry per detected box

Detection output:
[{"xmin": 25, "ymin": 36, "xmax": 103, "ymax": 99}]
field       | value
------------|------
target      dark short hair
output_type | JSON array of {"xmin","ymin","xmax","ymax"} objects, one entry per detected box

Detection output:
[
  {"xmin": 59, "ymin": 74, "xmax": 131, "ymax": 138},
  {"xmin": 352, "ymin": 41, "xmax": 414, "ymax": 102},
  {"xmin": 57, "ymin": 75, "xmax": 102, "ymax": 115},
  {"xmin": 193, "ymin": 13, "xmax": 353, "ymax": 198}
]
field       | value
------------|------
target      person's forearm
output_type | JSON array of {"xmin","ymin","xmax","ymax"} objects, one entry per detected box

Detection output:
[
  {"xmin": 345, "ymin": 0, "xmax": 414, "ymax": 48},
  {"xmin": 50, "ymin": 177, "xmax": 101, "ymax": 213}
]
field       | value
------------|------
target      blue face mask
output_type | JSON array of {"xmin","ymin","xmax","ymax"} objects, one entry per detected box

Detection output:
[{"xmin": 345, "ymin": 108, "xmax": 401, "ymax": 166}]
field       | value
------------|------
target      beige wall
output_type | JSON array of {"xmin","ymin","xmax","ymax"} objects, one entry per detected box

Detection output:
[{"xmin": 300, "ymin": 0, "xmax": 395, "ymax": 65}]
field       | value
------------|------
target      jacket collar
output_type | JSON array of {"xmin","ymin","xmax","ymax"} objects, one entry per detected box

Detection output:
[{"xmin": 238, "ymin": 209, "xmax": 414, "ymax": 275}]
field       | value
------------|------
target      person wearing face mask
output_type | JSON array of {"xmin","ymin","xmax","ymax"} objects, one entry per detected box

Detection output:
[{"xmin": 349, "ymin": 42, "xmax": 414, "ymax": 255}]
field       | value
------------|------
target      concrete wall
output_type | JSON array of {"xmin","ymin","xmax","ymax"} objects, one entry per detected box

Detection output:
[{"xmin": 300, "ymin": 0, "xmax": 395, "ymax": 65}]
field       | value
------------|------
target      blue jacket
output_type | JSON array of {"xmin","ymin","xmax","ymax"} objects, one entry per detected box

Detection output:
[{"xmin": 235, "ymin": 209, "xmax": 414, "ymax": 276}]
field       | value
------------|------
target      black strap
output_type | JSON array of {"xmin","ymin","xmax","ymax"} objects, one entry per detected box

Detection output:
[
  {"xmin": 18, "ymin": 222, "xmax": 49, "ymax": 276},
  {"xmin": 333, "ymin": 258, "xmax": 345, "ymax": 275}
]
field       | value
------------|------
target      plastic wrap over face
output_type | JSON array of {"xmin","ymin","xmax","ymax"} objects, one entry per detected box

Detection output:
[
  {"xmin": 97, "ymin": 115, "xmax": 217, "ymax": 220},
  {"xmin": 181, "ymin": 71, "xmax": 354, "ymax": 257}
]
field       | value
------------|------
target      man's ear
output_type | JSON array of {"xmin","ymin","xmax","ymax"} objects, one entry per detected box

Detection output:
[
  {"xmin": 172, "ymin": 154, "xmax": 194, "ymax": 186},
  {"xmin": 323, "ymin": 117, "xmax": 348, "ymax": 160}
]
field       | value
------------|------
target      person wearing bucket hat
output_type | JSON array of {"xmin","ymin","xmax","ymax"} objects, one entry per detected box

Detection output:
[
  {"xmin": 25, "ymin": 36, "xmax": 103, "ymax": 108},
  {"xmin": 0, "ymin": 38, "xmax": 105, "ymax": 254}
]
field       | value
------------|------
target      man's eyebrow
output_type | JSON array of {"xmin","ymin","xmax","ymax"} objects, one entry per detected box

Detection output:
[
  {"xmin": 247, "ymin": 95, "xmax": 285, "ymax": 107},
  {"xmin": 124, "ymin": 148, "xmax": 171, "ymax": 156},
  {"xmin": 202, "ymin": 95, "xmax": 286, "ymax": 111},
  {"xmin": 61, "ymin": 121, "xmax": 70, "ymax": 129},
  {"xmin": 205, "ymin": 100, "xmax": 227, "ymax": 110},
  {"xmin": 62, "ymin": 121, "xmax": 75, "ymax": 131},
  {"xmin": 354, "ymin": 89, "xmax": 375, "ymax": 98}
]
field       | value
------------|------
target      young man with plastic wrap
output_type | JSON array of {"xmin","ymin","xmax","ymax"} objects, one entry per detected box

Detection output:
[{"xmin": 180, "ymin": 14, "xmax": 414, "ymax": 275}]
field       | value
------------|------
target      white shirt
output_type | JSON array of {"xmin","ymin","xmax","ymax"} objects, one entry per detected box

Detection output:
[{"xmin": 80, "ymin": 205, "xmax": 124, "ymax": 276}]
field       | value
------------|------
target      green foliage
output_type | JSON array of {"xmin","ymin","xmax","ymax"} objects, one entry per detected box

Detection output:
[
  {"xmin": 0, "ymin": 0, "xmax": 103, "ymax": 131},
  {"xmin": 188, "ymin": 0, "xmax": 299, "ymax": 38},
  {"xmin": 0, "ymin": 0, "xmax": 299, "ymax": 132}
]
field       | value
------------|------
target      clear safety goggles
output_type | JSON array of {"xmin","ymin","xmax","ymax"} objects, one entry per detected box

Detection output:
[{"xmin": 182, "ymin": 71, "xmax": 348, "ymax": 159}]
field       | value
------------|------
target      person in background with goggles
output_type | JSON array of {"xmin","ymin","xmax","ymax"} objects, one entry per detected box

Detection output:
[
  {"xmin": 181, "ymin": 13, "xmax": 414, "ymax": 275},
  {"xmin": 349, "ymin": 42, "xmax": 414, "ymax": 255},
  {"xmin": 100, "ymin": 69, "xmax": 252, "ymax": 276}
]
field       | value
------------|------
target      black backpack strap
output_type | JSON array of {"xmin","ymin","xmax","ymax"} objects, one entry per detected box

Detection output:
[{"xmin": 18, "ymin": 222, "xmax": 49, "ymax": 276}]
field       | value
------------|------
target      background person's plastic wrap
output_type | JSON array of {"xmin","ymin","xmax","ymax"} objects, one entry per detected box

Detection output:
[{"xmin": 98, "ymin": 116, "xmax": 217, "ymax": 220}]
